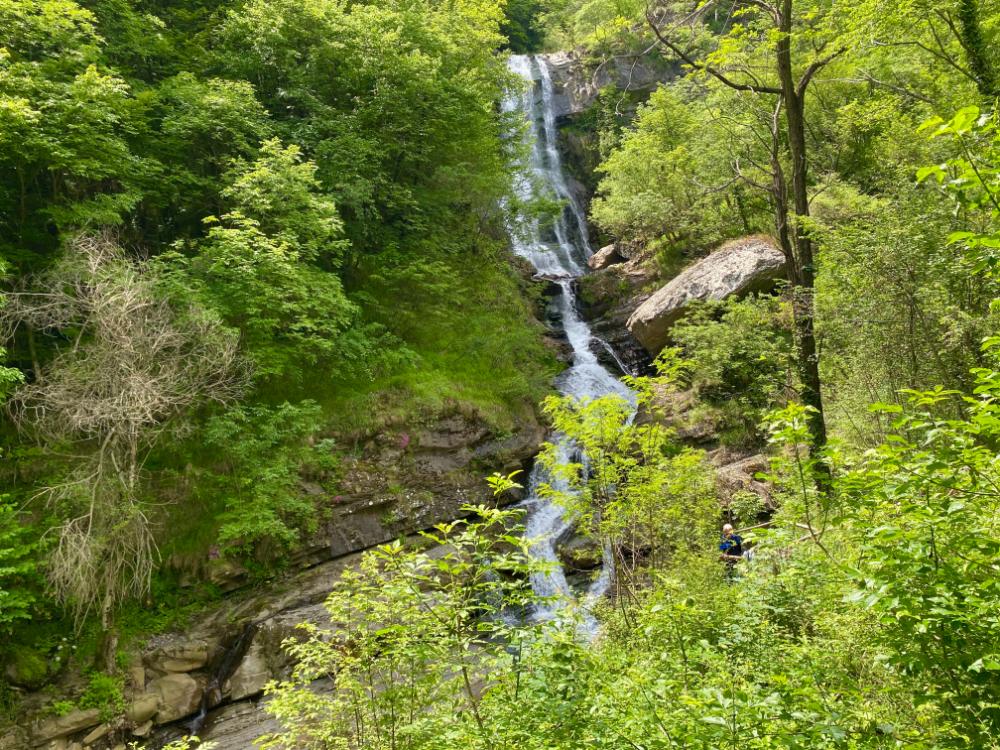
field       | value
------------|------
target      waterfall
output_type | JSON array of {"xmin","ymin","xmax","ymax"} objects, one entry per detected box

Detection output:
[{"xmin": 504, "ymin": 55, "xmax": 636, "ymax": 633}]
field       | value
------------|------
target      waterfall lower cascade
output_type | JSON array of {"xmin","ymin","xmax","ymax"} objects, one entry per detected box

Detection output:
[{"xmin": 504, "ymin": 55, "xmax": 637, "ymax": 632}]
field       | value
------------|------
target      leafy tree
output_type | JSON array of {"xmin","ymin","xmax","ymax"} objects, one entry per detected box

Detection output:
[
  {"xmin": 646, "ymin": 0, "xmax": 853, "ymax": 457},
  {"xmin": 196, "ymin": 401, "xmax": 334, "ymax": 563},
  {"xmin": 844, "ymin": 383, "xmax": 1000, "ymax": 742},
  {"xmin": 591, "ymin": 84, "xmax": 770, "ymax": 253},
  {"xmin": 0, "ymin": 499, "xmax": 43, "ymax": 638},
  {"xmin": 260, "ymin": 497, "xmax": 544, "ymax": 750},
  {"xmin": 0, "ymin": 0, "xmax": 143, "ymax": 257},
  {"xmin": 221, "ymin": 139, "xmax": 347, "ymax": 264}
]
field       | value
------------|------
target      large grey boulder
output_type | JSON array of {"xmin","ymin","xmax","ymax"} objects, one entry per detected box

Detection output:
[
  {"xmin": 150, "ymin": 673, "xmax": 203, "ymax": 724},
  {"xmin": 627, "ymin": 237, "xmax": 787, "ymax": 354},
  {"xmin": 588, "ymin": 244, "xmax": 624, "ymax": 270}
]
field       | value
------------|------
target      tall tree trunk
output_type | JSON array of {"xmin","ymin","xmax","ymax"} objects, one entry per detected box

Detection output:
[
  {"xmin": 776, "ymin": 0, "xmax": 828, "ymax": 455},
  {"xmin": 95, "ymin": 603, "xmax": 119, "ymax": 674}
]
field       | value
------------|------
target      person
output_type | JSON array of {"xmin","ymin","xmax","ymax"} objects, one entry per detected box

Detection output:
[{"xmin": 719, "ymin": 523, "xmax": 743, "ymax": 560}]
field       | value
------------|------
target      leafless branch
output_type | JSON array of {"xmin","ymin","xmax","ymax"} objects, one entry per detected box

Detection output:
[{"xmin": 2, "ymin": 232, "xmax": 248, "ymax": 625}]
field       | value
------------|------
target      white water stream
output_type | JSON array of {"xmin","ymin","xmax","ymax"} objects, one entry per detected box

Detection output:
[{"xmin": 504, "ymin": 55, "xmax": 636, "ymax": 632}]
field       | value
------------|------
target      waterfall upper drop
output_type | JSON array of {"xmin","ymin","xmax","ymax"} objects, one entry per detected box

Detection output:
[{"xmin": 504, "ymin": 55, "xmax": 636, "ymax": 628}]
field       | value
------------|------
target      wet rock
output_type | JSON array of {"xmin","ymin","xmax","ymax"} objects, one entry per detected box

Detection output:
[
  {"xmin": 31, "ymin": 708, "xmax": 100, "ymax": 744},
  {"xmin": 556, "ymin": 535, "xmax": 603, "ymax": 572},
  {"xmin": 225, "ymin": 639, "xmax": 271, "ymax": 701},
  {"xmin": 588, "ymin": 244, "xmax": 624, "ymax": 270},
  {"xmin": 150, "ymin": 673, "xmax": 203, "ymax": 724},
  {"xmin": 577, "ymin": 256, "xmax": 657, "ymax": 376},
  {"xmin": 627, "ymin": 236, "xmax": 787, "ymax": 354}
]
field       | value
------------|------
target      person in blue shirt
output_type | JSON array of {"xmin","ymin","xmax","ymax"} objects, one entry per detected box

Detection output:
[{"xmin": 719, "ymin": 523, "xmax": 743, "ymax": 560}]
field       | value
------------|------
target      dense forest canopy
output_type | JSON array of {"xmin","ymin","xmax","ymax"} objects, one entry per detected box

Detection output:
[
  {"xmin": 2, "ymin": 0, "xmax": 1000, "ymax": 749},
  {"xmin": 0, "ymin": 0, "xmax": 557, "ymax": 672}
]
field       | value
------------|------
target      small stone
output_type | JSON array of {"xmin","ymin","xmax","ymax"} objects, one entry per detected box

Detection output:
[
  {"xmin": 82, "ymin": 724, "xmax": 109, "ymax": 744},
  {"xmin": 131, "ymin": 720, "xmax": 153, "ymax": 738}
]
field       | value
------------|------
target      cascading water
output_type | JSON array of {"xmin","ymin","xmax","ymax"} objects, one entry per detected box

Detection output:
[{"xmin": 504, "ymin": 55, "xmax": 636, "ymax": 632}]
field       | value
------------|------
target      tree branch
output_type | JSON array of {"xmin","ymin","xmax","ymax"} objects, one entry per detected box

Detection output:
[
  {"xmin": 796, "ymin": 47, "xmax": 847, "ymax": 98},
  {"xmin": 645, "ymin": 8, "xmax": 783, "ymax": 95}
]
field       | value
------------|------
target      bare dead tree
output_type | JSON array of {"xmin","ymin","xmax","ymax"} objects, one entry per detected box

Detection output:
[{"xmin": 1, "ymin": 232, "xmax": 247, "ymax": 664}]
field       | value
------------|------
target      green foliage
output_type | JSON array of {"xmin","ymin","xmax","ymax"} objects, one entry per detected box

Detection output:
[
  {"xmin": 193, "ymin": 401, "xmax": 334, "ymax": 562},
  {"xmin": 539, "ymin": 380, "xmax": 717, "ymax": 592},
  {"xmin": 0, "ymin": 499, "xmax": 43, "ymax": 638},
  {"xmin": 673, "ymin": 295, "xmax": 795, "ymax": 445},
  {"xmin": 502, "ymin": 0, "xmax": 551, "ymax": 53},
  {"xmin": 919, "ymin": 105, "xmax": 1000, "ymax": 274},
  {"xmin": 50, "ymin": 699, "xmax": 75, "ymax": 717},
  {"xmin": 215, "ymin": 0, "xmax": 511, "ymax": 257},
  {"xmin": 169, "ymin": 214, "xmax": 358, "ymax": 381},
  {"xmin": 729, "ymin": 489, "xmax": 765, "ymax": 528},
  {"xmin": 77, "ymin": 670, "xmax": 125, "ymax": 722},
  {"xmin": 591, "ymin": 85, "xmax": 770, "ymax": 253},
  {"xmin": 843, "ymin": 380, "xmax": 1000, "ymax": 740},
  {"xmin": 260, "ymin": 501, "xmax": 545, "ymax": 750},
  {"xmin": 541, "ymin": 0, "xmax": 647, "ymax": 52},
  {"xmin": 221, "ymin": 139, "xmax": 347, "ymax": 263}
]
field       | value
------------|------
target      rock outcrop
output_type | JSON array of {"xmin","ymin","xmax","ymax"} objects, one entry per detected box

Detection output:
[
  {"xmin": 712, "ymin": 452, "xmax": 774, "ymax": 512},
  {"xmin": 587, "ymin": 244, "xmax": 625, "ymax": 270},
  {"xmin": 556, "ymin": 534, "xmax": 603, "ymax": 572},
  {"xmin": 540, "ymin": 50, "xmax": 675, "ymax": 118},
  {"xmin": 627, "ymin": 237, "xmax": 787, "ymax": 354},
  {"xmin": 577, "ymin": 252, "xmax": 656, "ymax": 376}
]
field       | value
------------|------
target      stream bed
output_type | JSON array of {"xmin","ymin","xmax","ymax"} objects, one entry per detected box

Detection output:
[{"xmin": 505, "ymin": 54, "xmax": 637, "ymax": 631}]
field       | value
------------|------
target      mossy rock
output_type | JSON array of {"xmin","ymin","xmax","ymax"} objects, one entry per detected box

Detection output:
[{"xmin": 4, "ymin": 648, "xmax": 53, "ymax": 689}]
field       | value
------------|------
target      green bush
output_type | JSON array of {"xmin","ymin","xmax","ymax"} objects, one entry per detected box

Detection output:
[{"xmin": 78, "ymin": 671, "xmax": 126, "ymax": 722}]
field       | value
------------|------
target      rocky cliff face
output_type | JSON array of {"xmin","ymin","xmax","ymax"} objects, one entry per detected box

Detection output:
[
  {"xmin": 3, "ymin": 405, "xmax": 548, "ymax": 750},
  {"xmin": 538, "ymin": 50, "xmax": 675, "ymax": 118},
  {"xmin": 576, "ymin": 244, "xmax": 656, "ymax": 376}
]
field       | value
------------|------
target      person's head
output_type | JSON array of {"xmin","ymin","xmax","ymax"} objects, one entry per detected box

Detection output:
[{"xmin": 722, "ymin": 523, "xmax": 734, "ymax": 537}]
